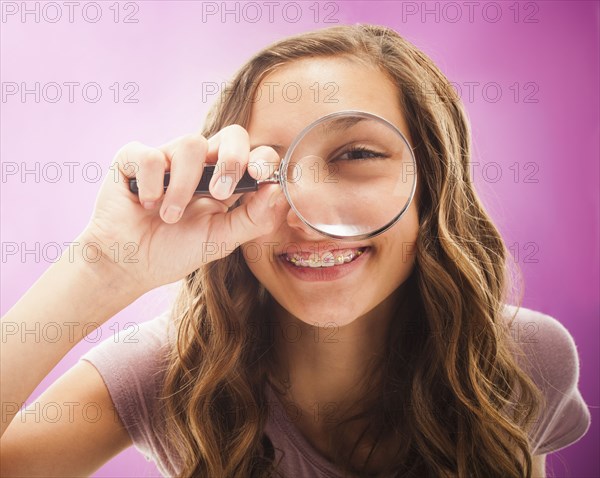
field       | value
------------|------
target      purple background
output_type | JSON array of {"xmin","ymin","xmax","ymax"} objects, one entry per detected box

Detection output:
[{"xmin": 1, "ymin": 1, "xmax": 598, "ymax": 476}]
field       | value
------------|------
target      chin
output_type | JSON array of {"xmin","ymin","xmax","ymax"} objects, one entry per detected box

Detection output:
[{"xmin": 272, "ymin": 295, "xmax": 368, "ymax": 328}]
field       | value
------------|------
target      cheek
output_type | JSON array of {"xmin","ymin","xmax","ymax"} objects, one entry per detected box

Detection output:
[
  {"xmin": 374, "ymin": 201, "xmax": 420, "ymax": 277},
  {"xmin": 396, "ymin": 211, "xmax": 419, "ymax": 263},
  {"xmin": 242, "ymin": 242, "xmax": 271, "ymax": 277},
  {"xmin": 240, "ymin": 199, "xmax": 420, "ymax": 326}
]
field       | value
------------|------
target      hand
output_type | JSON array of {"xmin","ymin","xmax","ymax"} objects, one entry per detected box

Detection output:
[{"xmin": 81, "ymin": 125, "xmax": 286, "ymax": 294}]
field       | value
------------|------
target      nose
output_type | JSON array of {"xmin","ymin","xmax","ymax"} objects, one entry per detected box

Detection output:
[{"xmin": 284, "ymin": 205, "xmax": 328, "ymax": 241}]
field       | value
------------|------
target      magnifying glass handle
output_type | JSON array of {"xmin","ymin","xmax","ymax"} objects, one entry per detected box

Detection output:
[{"xmin": 128, "ymin": 164, "xmax": 259, "ymax": 196}]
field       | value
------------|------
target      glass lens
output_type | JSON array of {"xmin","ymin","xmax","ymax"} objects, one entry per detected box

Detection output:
[{"xmin": 282, "ymin": 112, "xmax": 417, "ymax": 239}]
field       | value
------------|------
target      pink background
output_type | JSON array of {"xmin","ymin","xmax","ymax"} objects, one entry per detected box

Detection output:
[{"xmin": 1, "ymin": 1, "xmax": 598, "ymax": 476}]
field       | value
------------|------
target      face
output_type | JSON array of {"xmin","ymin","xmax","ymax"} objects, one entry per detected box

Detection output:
[{"xmin": 241, "ymin": 56, "xmax": 419, "ymax": 327}]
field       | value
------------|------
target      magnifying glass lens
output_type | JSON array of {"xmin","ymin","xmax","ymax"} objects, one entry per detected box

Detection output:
[{"xmin": 283, "ymin": 113, "xmax": 417, "ymax": 239}]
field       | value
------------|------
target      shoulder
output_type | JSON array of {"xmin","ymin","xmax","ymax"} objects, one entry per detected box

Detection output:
[
  {"xmin": 78, "ymin": 309, "xmax": 179, "ymax": 473},
  {"xmin": 79, "ymin": 309, "xmax": 177, "ymax": 407},
  {"xmin": 502, "ymin": 304, "xmax": 580, "ymax": 391},
  {"xmin": 501, "ymin": 304, "xmax": 592, "ymax": 454},
  {"xmin": 81, "ymin": 309, "xmax": 176, "ymax": 368}
]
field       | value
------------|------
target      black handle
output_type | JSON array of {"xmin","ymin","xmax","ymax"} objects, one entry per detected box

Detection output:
[{"xmin": 128, "ymin": 164, "xmax": 259, "ymax": 196}]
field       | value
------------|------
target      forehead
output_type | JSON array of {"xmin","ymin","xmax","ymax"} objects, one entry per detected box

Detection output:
[{"xmin": 246, "ymin": 56, "xmax": 411, "ymax": 148}]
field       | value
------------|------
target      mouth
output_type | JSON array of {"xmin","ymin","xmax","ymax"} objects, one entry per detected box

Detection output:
[
  {"xmin": 282, "ymin": 247, "xmax": 369, "ymax": 268},
  {"xmin": 277, "ymin": 246, "xmax": 371, "ymax": 282}
]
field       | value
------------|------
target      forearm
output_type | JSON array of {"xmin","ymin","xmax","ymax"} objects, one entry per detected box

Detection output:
[{"xmin": 0, "ymin": 236, "xmax": 142, "ymax": 437}]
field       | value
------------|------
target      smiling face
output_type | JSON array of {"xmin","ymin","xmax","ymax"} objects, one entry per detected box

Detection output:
[{"xmin": 241, "ymin": 56, "xmax": 420, "ymax": 327}]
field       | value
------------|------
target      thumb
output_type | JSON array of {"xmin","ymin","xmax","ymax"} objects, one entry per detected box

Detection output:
[{"xmin": 209, "ymin": 184, "xmax": 287, "ymax": 257}]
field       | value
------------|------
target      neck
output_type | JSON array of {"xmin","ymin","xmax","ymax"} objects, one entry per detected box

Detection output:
[{"xmin": 268, "ymin": 286, "xmax": 406, "ymax": 414}]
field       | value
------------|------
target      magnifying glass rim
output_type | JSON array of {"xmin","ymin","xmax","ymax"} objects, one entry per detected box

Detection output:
[{"xmin": 278, "ymin": 109, "xmax": 418, "ymax": 241}]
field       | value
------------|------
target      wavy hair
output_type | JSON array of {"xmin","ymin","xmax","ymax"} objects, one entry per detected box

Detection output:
[{"xmin": 156, "ymin": 24, "xmax": 545, "ymax": 477}]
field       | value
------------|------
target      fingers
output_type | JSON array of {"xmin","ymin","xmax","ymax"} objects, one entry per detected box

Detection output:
[
  {"xmin": 158, "ymin": 132, "xmax": 208, "ymax": 223},
  {"xmin": 248, "ymin": 146, "xmax": 280, "ymax": 181},
  {"xmin": 115, "ymin": 141, "xmax": 168, "ymax": 209},
  {"xmin": 114, "ymin": 125, "xmax": 281, "ymax": 233},
  {"xmin": 114, "ymin": 134, "xmax": 209, "ymax": 222},
  {"xmin": 206, "ymin": 125, "xmax": 249, "ymax": 201},
  {"xmin": 205, "ymin": 127, "xmax": 280, "ymax": 194},
  {"xmin": 213, "ymin": 144, "xmax": 281, "ymax": 209},
  {"xmin": 205, "ymin": 183, "xmax": 288, "ymax": 256}
]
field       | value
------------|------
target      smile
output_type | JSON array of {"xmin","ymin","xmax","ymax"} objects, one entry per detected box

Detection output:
[{"xmin": 283, "ymin": 247, "xmax": 368, "ymax": 268}]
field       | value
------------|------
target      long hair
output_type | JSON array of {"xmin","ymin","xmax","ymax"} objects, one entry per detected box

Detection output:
[{"xmin": 157, "ymin": 24, "xmax": 544, "ymax": 477}]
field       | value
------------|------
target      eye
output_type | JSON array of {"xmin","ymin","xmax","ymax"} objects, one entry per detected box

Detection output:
[{"xmin": 335, "ymin": 146, "xmax": 388, "ymax": 161}]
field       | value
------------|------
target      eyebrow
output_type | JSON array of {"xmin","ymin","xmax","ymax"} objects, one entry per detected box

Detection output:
[
  {"xmin": 321, "ymin": 116, "xmax": 368, "ymax": 134},
  {"xmin": 249, "ymin": 118, "xmax": 368, "ymax": 155},
  {"xmin": 249, "ymin": 143, "xmax": 286, "ymax": 155}
]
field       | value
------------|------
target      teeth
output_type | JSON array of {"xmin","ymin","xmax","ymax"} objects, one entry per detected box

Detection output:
[
  {"xmin": 308, "ymin": 253, "xmax": 320, "ymax": 268},
  {"xmin": 321, "ymin": 251, "xmax": 335, "ymax": 267},
  {"xmin": 286, "ymin": 248, "xmax": 365, "ymax": 268}
]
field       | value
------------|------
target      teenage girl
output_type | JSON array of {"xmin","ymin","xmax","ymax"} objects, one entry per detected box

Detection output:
[{"xmin": 1, "ymin": 24, "xmax": 591, "ymax": 478}]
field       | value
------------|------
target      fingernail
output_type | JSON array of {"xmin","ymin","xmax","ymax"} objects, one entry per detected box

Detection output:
[
  {"xmin": 162, "ymin": 205, "xmax": 182, "ymax": 223},
  {"xmin": 142, "ymin": 201, "xmax": 156, "ymax": 210},
  {"xmin": 214, "ymin": 175, "xmax": 235, "ymax": 198}
]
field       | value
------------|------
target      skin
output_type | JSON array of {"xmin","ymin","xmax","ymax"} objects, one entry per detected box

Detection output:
[
  {"xmin": 240, "ymin": 59, "xmax": 548, "ymax": 478},
  {"xmin": 0, "ymin": 54, "xmax": 546, "ymax": 477},
  {"xmin": 239, "ymin": 57, "xmax": 420, "ymax": 464}
]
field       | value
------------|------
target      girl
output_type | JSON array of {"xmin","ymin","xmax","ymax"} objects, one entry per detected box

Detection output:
[{"xmin": 1, "ymin": 24, "xmax": 591, "ymax": 478}]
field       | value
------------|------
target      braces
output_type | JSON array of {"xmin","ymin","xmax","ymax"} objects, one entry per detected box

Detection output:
[{"xmin": 288, "ymin": 249, "xmax": 365, "ymax": 267}]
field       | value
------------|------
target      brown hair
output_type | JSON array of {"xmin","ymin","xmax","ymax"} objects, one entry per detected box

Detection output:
[{"xmin": 157, "ymin": 24, "xmax": 544, "ymax": 477}]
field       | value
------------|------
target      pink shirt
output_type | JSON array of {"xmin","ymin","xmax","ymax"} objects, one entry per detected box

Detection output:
[{"xmin": 80, "ymin": 305, "xmax": 591, "ymax": 477}]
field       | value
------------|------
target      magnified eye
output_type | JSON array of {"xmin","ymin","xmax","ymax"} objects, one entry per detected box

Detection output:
[
  {"xmin": 282, "ymin": 111, "xmax": 417, "ymax": 240},
  {"xmin": 335, "ymin": 146, "xmax": 389, "ymax": 162}
]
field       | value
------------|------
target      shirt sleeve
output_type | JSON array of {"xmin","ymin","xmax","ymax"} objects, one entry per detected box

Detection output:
[
  {"xmin": 79, "ymin": 309, "xmax": 181, "ymax": 476},
  {"xmin": 506, "ymin": 306, "xmax": 592, "ymax": 455}
]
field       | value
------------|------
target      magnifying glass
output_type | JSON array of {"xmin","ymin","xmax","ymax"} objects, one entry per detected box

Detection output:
[{"xmin": 129, "ymin": 110, "xmax": 418, "ymax": 241}]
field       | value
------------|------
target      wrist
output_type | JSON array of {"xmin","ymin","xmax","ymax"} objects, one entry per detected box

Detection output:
[{"xmin": 69, "ymin": 231, "xmax": 149, "ymax": 302}]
